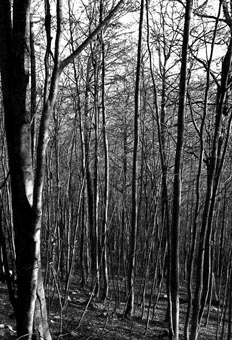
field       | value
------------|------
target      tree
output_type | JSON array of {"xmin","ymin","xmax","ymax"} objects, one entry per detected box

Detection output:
[
  {"xmin": 124, "ymin": 0, "xmax": 144, "ymax": 318},
  {"xmin": 0, "ymin": 0, "xmax": 126, "ymax": 338},
  {"xmin": 190, "ymin": 2, "xmax": 232, "ymax": 339},
  {"xmin": 170, "ymin": 0, "xmax": 193, "ymax": 339}
]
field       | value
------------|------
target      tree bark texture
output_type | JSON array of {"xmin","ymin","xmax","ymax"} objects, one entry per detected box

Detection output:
[
  {"xmin": 0, "ymin": 0, "xmax": 126, "ymax": 338},
  {"xmin": 170, "ymin": 0, "xmax": 193, "ymax": 339},
  {"xmin": 0, "ymin": 1, "xmax": 50, "ymax": 338},
  {"xmin": 125, "ymin": 0, "xmax": 144, "ymax": 318}
]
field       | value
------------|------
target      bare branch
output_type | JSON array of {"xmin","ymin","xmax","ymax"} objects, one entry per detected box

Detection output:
[
  {"xmin": 58, "ymin": 0, "xmax": 126, "ymax": 73},
  {"xmin": 189, "ymin": 47, "xmax": 220, "ymax": 87},
  {"xmin": 194, "ymin": 12, "xmax": 226, "ymax": 23}
]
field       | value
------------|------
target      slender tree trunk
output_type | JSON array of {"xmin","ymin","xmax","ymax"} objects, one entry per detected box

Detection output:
[
  {"xmin": 190, "ymin": 26, "xmax": 232, "ymax": 340},
  {"xmin": 145, "ymin": 0, "xmax": 172, "ymax": 326},
  {"xmin": 184, "ymin": 4, "xmax": 222, "ymax": 338},
  {"xmin": 92, "ymin": 43, "xmax": 100, "ymax": 296},
  {"xmin": 170, "ymin": 1, "xmax": 193, "ymax": 339},
  {"xmin": 100, "ymin": 0, "xmax": 109, "ymax": 301},
  {"xmin": 124, "ymin": 0, "xmax": 144, "ymax": 318}
]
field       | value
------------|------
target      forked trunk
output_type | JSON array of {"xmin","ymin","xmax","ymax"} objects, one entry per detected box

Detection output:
[{"xmin": 0, "ymin": 0, "xmax": 127, "ymax": 338}]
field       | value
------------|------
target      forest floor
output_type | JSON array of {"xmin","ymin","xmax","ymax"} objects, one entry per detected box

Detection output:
[{"xmin": 0, "ymin": 278, "xmax": 223, "ymax": 340}]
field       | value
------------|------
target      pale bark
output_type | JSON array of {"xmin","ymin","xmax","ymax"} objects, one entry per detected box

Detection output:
[
  {"xmin": 0, "ymin": 0, "xmax": 126, "ymax": 338},
  {"xmin": 100, "ymin": 0, "xmax": 109, "ymax": 301},
  {"xmin": 124, "ymin": 0, "xmax": 144, "ymax": 318}
]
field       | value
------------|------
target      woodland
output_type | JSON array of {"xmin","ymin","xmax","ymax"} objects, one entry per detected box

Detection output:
[{"xmin": 0, "ymin": 0, "xmax": 232, "ymax": 339}]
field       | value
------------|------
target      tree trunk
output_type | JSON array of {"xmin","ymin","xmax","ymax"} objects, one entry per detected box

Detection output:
[
  {"xmin": 124, "ymin": 0, "xmax": 144, "ymax": 318},
  {"xmin": 190, "ymin": 25, "xmax": 232, "ymax": 340},
  {"xmin": 170, "ymin": 1, "xmax": 193, "ymax": 338},
  {"xmin": 100, "ymin": 0, "xmax": 109, "ymax": 301},
  {"xmin": 0, "ymin": 0, "xmax": 128, "ymax": 337},
  {"xmin": 0, "ymin": 1, "xmax": 50, "ymax": 338}
]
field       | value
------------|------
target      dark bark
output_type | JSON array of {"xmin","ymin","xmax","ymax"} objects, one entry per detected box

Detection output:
[
  {"xmin": 170, "ymin": 1, "xmax": 193, "ymax": 339},
  {"xmin": 0, "ymin": 0, "xmax": 125, "ymax": 337},
  {"xmin": 0, "ymin": 1, "xmax": 46, "ymax": 338},
  {"xmin": 190, "ymin": 30, "xmax": 232, "ymax": 340}
]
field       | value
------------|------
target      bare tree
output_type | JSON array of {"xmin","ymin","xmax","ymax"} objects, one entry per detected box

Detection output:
[
  {"xmin": 0, "ymin": 0, "xmax": 126, "ymax": 338},
  {"xmin": 170, "ymin": 1, "xmax": 193, "ymax": 339},
  {"xmin": 124, "ymin": 0, "xmax": 144, "ymax": 318}
]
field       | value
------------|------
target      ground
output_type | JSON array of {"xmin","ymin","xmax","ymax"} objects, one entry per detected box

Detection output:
[{"xmin": 0, "ymin": 279, "xmax": 224, "ymax": 339}]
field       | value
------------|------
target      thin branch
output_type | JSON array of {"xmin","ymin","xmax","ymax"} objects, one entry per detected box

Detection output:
[
  {"xmin": 189, "ymin": 47, "xmax": 220, "ymax": 87},
  {"xmin": 194, "ymin": 13, "xmax": 226, "ymax": 23},
  {"xmin": 58, "ymin": 0, "xmax": 126, "ymax": 73},
  {"xmin": 0, "ymin": 172, "xmax": 10, "ymax": 190}
]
